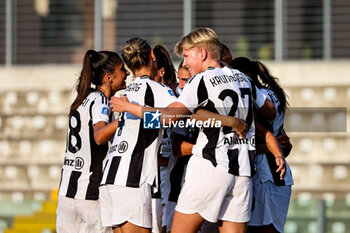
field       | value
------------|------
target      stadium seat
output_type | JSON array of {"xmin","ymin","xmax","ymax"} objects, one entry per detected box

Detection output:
[
  {"xmin": 333, "ymin": 166, "xmax": 348, "ymax": 180},
  {"xmin": 0, "ymin": 141, "xmax": 11, "ymax": 157},
  {"xmin": 19, "ymin": 141, "xmax": 31, "ymax": 155},
  {"xmin": 323, "ymin": 138, "xmax": 337, "ymax": 152},
  {"xmin": 301, "ymin": 88, "xmax": 314, "ymax": 102},
  {"xmin": 55, "ymin": 115, "xmax": 67, "ymax": 129},
  {"xmin": 26, "ymin": 92, "xmax": 39, "ymax": 106},
  {"xmin": 323, "ymin": 87, "xmax": 337, "ymax": 101}
]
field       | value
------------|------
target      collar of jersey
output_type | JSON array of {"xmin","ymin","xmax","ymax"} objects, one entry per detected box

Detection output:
[
  {"xmin": 139, "ymin": 75, "xmax": 150, "ymax": 79},
  {"xmin": 95, "ymin": 89, "xmax": 108, "ymax": 98}
]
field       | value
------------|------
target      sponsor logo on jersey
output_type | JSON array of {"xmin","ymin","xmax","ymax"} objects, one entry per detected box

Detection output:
[
  {"xmin": 118, "ymin": 141, "xmax": 128, "ymax": 153},
  {"xmin": 109, "ymin": 145, "xmax": 118, "ymax": 153},
  {"xmin": 75, "ymin": 157, "xmax": 84, "ymax": 170},
  {"xmin": 249, "ymin": 135, "xmax": 255, "ymax": 147},
  {"xmin": 63, "ymin": 156, "xmax": 84, "ymax": 170},
  {"xmin": 144, "ymin": 111, "xmax": 161, "ymax": 129},
  {"xmin": 101, "ymin": 107, "xmax": 109, "ymax": 116},
  {"xmin": 224, "ymin": 136, "xmax": 249, "ymax": 145}
]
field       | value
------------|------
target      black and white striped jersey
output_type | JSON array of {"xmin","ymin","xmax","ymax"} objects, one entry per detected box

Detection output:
[
  {"xmin": 177, "ymin": 67, "xmax": 266, "ymax": 177},
  {"xmin": 58, "ymin": 91, "xmax": 113, "ymax": 200},
  {"xmin": 101, "ymin": 76, "xmax": 177, "ymax": 188}
]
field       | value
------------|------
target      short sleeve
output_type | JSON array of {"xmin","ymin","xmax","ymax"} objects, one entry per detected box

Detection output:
[
  {"xmin": 92, "ymin": 95, "xmax": 110, "ymax": 125},
  {"xmin": 176, "ymin": 75, "xmax": 203, "ymax": 113},
  {"xmin": 155, "ymin": 84, "xmax": 177, "ymax": 108},
  {"xmin": 253, "ymin": 86, "xmax": 267, "ymax": 109}
]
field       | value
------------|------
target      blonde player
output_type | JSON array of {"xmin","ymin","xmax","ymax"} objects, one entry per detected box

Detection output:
[{"xmin": 110, "ymin": 28, "xmax": 281, "ymax": 233}]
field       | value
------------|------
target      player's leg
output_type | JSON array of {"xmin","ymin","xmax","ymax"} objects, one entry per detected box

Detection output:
[
  {"xmin": 218, "ymin": 176, "xmax": 253, "ymax": 233},
  {"xmin": 171, "ymin": 211, "xmax": 205, "ymax": 233},
  {"xmin": 119, "ymin": 222, "xmax": 151, "ymax": 233},
  {"xmin": 112, "ymin": 226, "xmax": 122, "ymax": 233},
  {"xmin": 218, "ymin": 221, "xmax": 247, "ymax": 233}
]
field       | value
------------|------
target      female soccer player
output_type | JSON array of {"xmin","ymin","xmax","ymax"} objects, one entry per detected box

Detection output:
[
  {"xmin": 152, "ymin": 44, "xmax": 178, "ymax": 233},
  {"xmin": 100, "ymin": 37, "xmax": 177, "ymax": 233},
  {"xmin": 232, "ymin": 57, "xmax": 293, "ymax": 233},
  {"xmin": 57, "ymin": 50, "xmax": 129, "ymax": 233},
  {"xmin": 110, "ymin": 28, "xmax": 277, "ymax": 233}
]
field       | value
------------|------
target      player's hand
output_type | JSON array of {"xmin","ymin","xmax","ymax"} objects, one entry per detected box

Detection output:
[
  {"xmin": 110, "ymin": 95, "xmax": 129, "ymax": 112},
  {"xmin": 276, "ymin": 130, "xmax": 292, "ymax": 157},
  {"xmin": 275, "ymin": 156, "xmax": 286, "ymax": 180},
  {"xmin": 231, "ymin": 118, "xmax": 248, "ymax": 138}
]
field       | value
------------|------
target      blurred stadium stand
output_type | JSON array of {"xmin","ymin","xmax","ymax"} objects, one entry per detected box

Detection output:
[{"xmin": 0, "ymin": 0, "xmax": 350, "ymax": 233}]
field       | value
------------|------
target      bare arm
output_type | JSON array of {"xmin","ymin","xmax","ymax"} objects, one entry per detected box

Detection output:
[
  {"xmin": 256, "ymin": 99, "xmax": 276, "ymax": 121},
  {"xmin": 190, "ymin": 109, "xmax": 248, "ymax": 138},
  {"xmin": 276, "ymin": 130, "xmax": 293, "ymax": 157},
  {"xmin": 172, "ymin": 133, "xmax": 194, "ymax": 157},
  {"xmin": 93, "ymin": 119, "xmax": 119, "ymax": 145},
  {"xmin": 110, "ymin": 95, "xmax": 190, "ymax": 124},
  {"xmin": 255, "ymin": 122, "xmax": 286, "ymax": 180}
]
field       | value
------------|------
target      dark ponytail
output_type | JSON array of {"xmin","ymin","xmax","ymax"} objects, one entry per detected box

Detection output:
[
  {"xmin": 153, "ymin": 44, "xmax": 177, "ymax": 85},
  {"xmin": 253, "ymin": 61, "xmax": 288, "ymax": 113},
  {"xmin": 231, "ymin": 57, "xmax": 288, "ymax": 113},
  {"xmin": 69, "ymin": 50, "xmax": 122, "ymax": 116}
]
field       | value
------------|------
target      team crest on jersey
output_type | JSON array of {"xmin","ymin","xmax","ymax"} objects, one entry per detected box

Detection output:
[
  {"xmin": 101, "ymin": 107, "xmax": 109, "ymax": 116},
  {"xmin": 143, "ymin": 111, "xmax": 161, "ymax": 129}
]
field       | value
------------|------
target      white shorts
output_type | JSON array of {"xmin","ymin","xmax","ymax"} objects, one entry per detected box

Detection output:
[
  {"xmin": 99, "ymin": 185, "xmax": 113, "ymax": 227},
  {"xmin": 248, "ymin": 180, "xmax": 292, "ymax": 233},
  {"xmin": 152, "ymin": 198, "xmax": 163, "ymax": 233},
  {"xmin": 56, "ymin": 195, "xmax": 112, "ymax": 233},
  {"xmin": 107, "ymin": 183, "xmax": 152, "ymax": 228},
  {"xmin": 175, "ymin": 156, "xmax": 252, "ymax": 223}
]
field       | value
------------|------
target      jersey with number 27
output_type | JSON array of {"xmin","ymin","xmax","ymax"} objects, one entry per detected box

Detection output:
[
  {"xmin": 58, "ymin": 91, "xmax": 113, "ymax": 200},
  {"xmin": 177, "ymin": 67, "xmax": 265, "ymax": 177}
]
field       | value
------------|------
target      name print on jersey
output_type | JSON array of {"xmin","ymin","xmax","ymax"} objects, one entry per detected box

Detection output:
[
  {"xmin": 209, "ymin": 73, "xmax": 246, "ymax": 87},
  {"xmin": 63, "ymin": 156, "xmax": 84, "ymax": 170},
  {"xmin": 125, "ymin": 83, "xmax": 142, "ymax": 92}
]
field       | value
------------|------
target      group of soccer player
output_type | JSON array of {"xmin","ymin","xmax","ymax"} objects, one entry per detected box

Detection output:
[{"xmin": 56, "ymin": 28, "xmax": 293, "ymax": 233}]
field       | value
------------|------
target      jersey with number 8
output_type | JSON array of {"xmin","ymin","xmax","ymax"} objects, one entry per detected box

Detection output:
[{"xmin": 58, "ymin": 91, "xmax": 113, "ymax": 200}]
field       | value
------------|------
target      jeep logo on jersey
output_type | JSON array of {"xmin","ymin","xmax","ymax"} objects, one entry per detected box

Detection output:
[
  {"xmin": 75, "ymin": 157, "xmax": 84, "ymax": 170},
  {"xmin": 143, "ymin": 111, "xmax": 161, "ymax": 129},
  {"xmin": 118, "ymin": 141, "xmax": 128, "ymax": 153}
]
